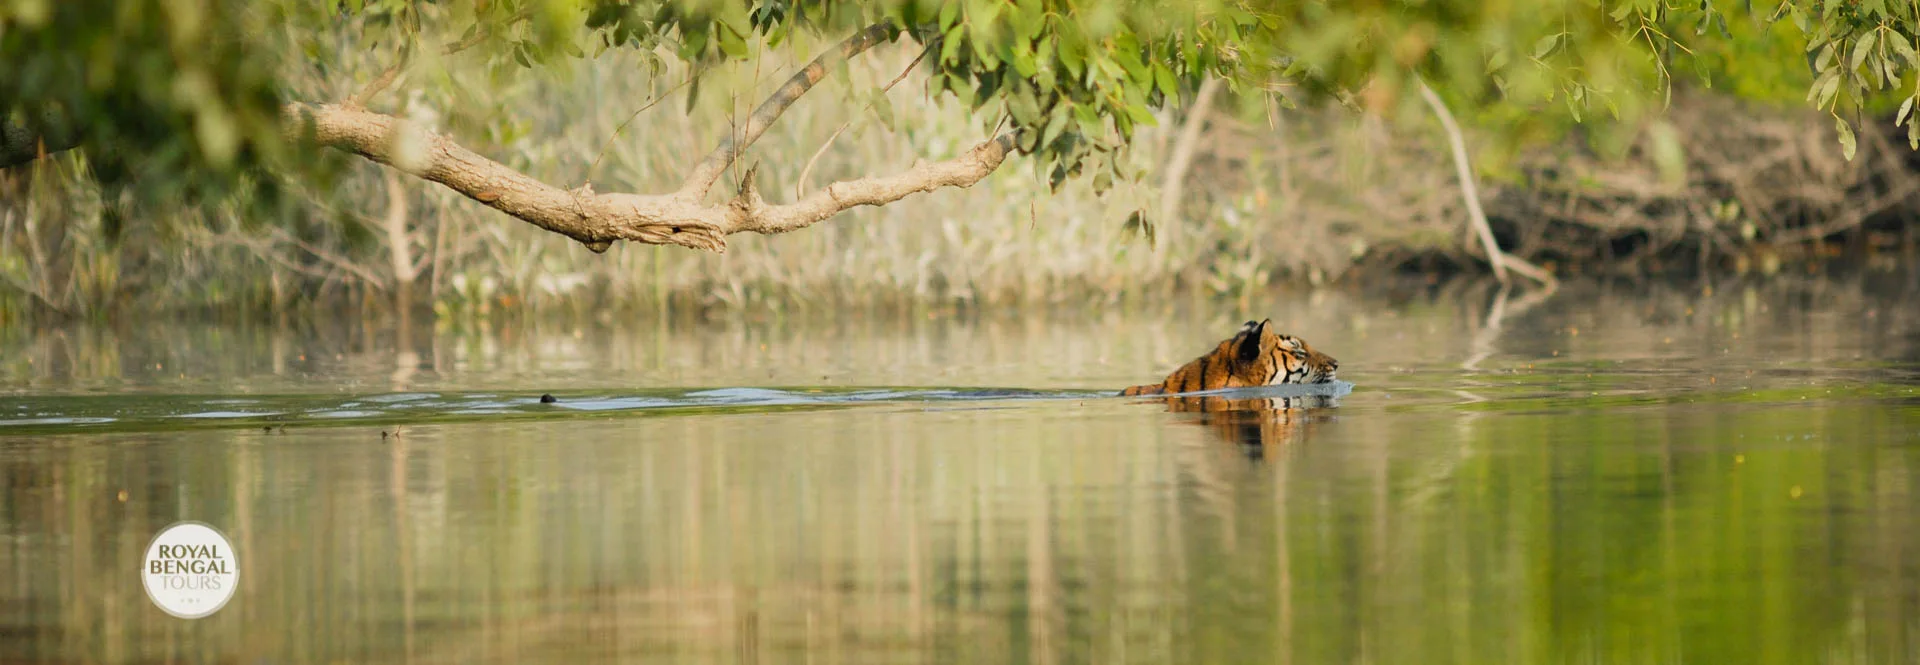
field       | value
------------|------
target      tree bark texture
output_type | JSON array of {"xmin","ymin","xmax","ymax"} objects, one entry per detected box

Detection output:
[{"xmin": 284, "ymin": 102, "xmax": 1015, "ymax": 253}]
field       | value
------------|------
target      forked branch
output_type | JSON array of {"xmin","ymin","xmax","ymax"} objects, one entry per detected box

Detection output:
[{"xmin": 285, "ymin": 102, "xmax": 1016, "ymax": 253}]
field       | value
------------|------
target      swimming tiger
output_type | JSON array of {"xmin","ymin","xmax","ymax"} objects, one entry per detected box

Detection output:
[{"xmin": 1119, "ymin": 319, "xmax": 1338, "ymax": 397}]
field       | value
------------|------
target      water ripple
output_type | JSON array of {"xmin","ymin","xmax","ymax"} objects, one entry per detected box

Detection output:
[{"xmin": 0, "ymin": 386, "xmax": 1164, "ymax": 435}]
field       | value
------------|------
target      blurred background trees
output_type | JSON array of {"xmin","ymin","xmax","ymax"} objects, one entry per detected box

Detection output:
[{"xmin": 3, "ymin": 0, "xmax": 1918, "ymax": 318}]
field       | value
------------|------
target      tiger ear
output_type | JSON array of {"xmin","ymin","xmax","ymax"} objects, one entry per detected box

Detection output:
[{"xmin": 1235, "ymin": 326, "xmax": 1264, "ymax": 366}]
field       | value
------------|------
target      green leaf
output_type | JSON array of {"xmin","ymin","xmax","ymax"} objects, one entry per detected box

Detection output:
[
  {"xmin": 685, "ymin": 72, "xmax": 702, "ymax": 114},
  {"xmin": 1121, "ymin": 209, "xmax": 1154, "ymax": 246},
  {"xmin": 717, "ymin": 24, "xmax": 748, "ymax": 59},
  {"xmin": 1058, "ymin": 37, "xmax": 1085, "ymax": 78},
  {"xmin": 1011, "ymin": 50, "xmax": 1037, "ymax": 77},
  {"xmin": 1898, "ymin": 95, "xmax": 1915, "ymax": 127},
  {"xmin": 939, "ymin": 1, "xmax": 960, "ymax": 30},
  {"xmin": 1853, "ymin": 32, "xmax": 1878, "ymax": 72},
  {"xmin": 1532, "ymin": 33, "xmax": 1561, "ymax": 59},
  {"xmin": 1015, "ymin": 0, "xmax": 1046, "ymax": 40},
  {"xmin": 1073, "ymin": 104, "xmax": 1101, "ymax": 135},
  {"xmin": 1487, "ymin": 49, "xmax": 1509, "ymax": 72},
  {"xmin": 1116, "ymin": 48, "xmax": 1148, "ymax": 83},
  {"xmin": 1892, "ymin": 35, "xmax": 1918, "ymax": 67},
  {"xmin": 969, "ymin": 28, "xmax": 999, "ymax": 68},
  {"xmin": 1040, "ymin": 109, "xmax": 1068, "ymax": 147},
  {"xmin": 1811, "ymin": 70, "xmax": 1841, "ymax": 107},
  {"xmin": 975, "ymin": 0, "xmax": 1003, "ymax": 29},
  {"xmin": 942, "ymin": 27, "xmax": 964, "ymax": 65},
  {"xmin": 1154, "ymin": 65, "xmax": 1178, "ymax": 101},
  {"xmin": 1009, "ymin": 86, "xmax": 1040, "ymax": 124},
  {"xmin": 1837, "ymin": 116, "xmax": 1857, "ymax": 161}
]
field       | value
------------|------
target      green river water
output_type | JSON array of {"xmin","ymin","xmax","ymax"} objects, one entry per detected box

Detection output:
[{"xmin": 3, "ymin": 273, "xmax": 1919, "ymax": 664}]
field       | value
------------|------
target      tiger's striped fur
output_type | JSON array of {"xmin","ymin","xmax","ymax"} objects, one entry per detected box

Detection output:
[{"xmin": 1119, "ymin": 319, "xmax": 1338, "ymax": 396}]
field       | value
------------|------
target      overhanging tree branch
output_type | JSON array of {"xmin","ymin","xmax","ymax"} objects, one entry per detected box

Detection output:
[
  {"xmin": 678, "ymin": 22, "xmax": 893, "ymax": 200},
  {"xmin": 285, "ymin": 102, "xmax": 727, "ymax": 251},
  {"xmin": 13, "ymin": 21, "xmax": 1009, "ymax": 254},
  {"xmin": 284, "ymin": 102, "xmax": 1016, "ymax": 253},
  {"xmin": 736, "ymin": 134, "xmax": 1017, "ymax": 233}
]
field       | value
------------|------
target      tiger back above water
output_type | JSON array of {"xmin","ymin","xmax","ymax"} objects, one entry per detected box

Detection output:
[{"xmin": 1120, "ymin": 319, "xmax": 1339, "ymax": 397}]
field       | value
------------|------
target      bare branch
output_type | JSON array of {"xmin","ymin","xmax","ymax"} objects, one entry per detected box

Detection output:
[
  {"xmin": 1499, "ymin": 253, "xmax": 1557, "ymax": 285},
  {"xmin": 1418, "ymin": 79, "xmax": 1510, "ymax": 284},
  {"xmin": 1160, "ymin": 77, "xmax": 1224, "ymax": 236},
  {"xmin": 265, "ymin": 226, "xmax": 393, "ymax": 287},
  {"xmin": 679, "ymin": 22, "xmax": 893, "ymax": 200},
  {"xmin": 285, "ymin": 103, "xmax": 1018, "ymax": 254},
  {"xmin": 737, "ymin": 134, "xmax": 1018, "ymax": 234},
  {"xmin": 285, "ymin": 102, "xmax": 730, "ymax": 251}
]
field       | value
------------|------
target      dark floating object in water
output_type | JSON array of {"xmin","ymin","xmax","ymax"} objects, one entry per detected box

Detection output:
[{"xmin": 539, "ymin": 394, "xmax": 558, "ymax": 404}]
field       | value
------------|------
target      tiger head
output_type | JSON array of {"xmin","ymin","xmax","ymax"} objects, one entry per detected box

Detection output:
[{"xmin": 1233, "ymin": 319, "xmax": 1339, "ymax": 385}]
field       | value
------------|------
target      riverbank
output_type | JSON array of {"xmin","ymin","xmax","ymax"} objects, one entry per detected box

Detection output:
[{"xmin": 3, "ymin": 45, "xmax": 1915, "ymax": 320}]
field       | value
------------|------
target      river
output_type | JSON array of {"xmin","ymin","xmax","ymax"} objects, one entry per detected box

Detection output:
[{"xmin": 3, "ymin": 272, "xmax": 1918, "ymax": 664}]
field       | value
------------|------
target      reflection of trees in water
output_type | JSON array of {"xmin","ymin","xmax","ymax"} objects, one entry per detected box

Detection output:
[
  {"xmin": 4, "ymin": 397, "xmax": 1920, "ymax": 662},
  {"xmin": 4, "ymin": 271, "xmax": 1920, "ymax": 662}
]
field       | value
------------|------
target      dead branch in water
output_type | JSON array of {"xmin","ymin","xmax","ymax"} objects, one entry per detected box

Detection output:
[{"xmin": 1418, "ymin": 80, "xmax": 1513, "ymax": 284}]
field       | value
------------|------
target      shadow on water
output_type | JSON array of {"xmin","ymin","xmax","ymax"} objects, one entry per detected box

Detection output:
[{"xmin": 3, "ymin": 270, "xmax": 1920, "ymax": 664}]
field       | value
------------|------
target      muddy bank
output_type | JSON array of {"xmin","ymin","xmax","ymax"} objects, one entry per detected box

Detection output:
[{"xmin": 1190, "ymin": 89, "xmax": 1920, "ymax": 283}]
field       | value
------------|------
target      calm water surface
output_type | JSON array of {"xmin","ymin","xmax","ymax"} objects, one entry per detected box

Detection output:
[{"xmin": 3, "ymin": 274, "xmax": 1919, "ymax": 664}]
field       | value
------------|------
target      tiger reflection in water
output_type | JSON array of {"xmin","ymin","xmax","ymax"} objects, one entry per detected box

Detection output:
[{"xmin": 1161, "ymin": 393, "xmax": 1338, "ymax": 458}]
